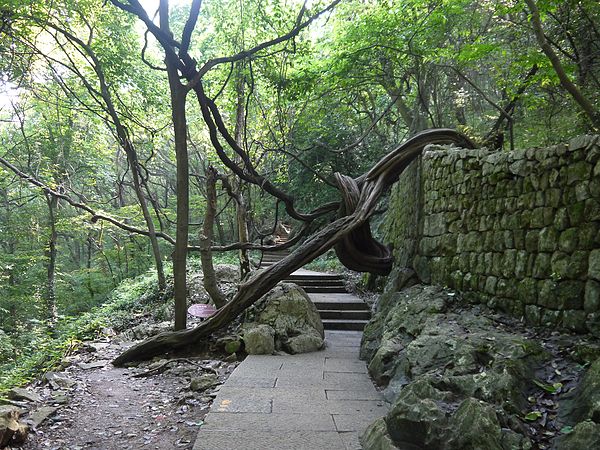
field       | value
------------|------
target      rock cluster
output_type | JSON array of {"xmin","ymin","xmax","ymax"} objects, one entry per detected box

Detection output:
[
  {"xmin": 242, "ymin": 283, "xmax": 324, "ymax": 355},
  {"xmin": 385, "ymin": 135, "xmax": 600, "ymax": 333},
  {"xmin": 360, "ymin": 284, "xmax": 600, "ymax": 449}
]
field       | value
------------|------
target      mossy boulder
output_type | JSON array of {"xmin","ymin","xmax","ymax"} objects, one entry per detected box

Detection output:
[{"xmin": 243, "ymin": 283, "xmax": 324, "ymax": 354}]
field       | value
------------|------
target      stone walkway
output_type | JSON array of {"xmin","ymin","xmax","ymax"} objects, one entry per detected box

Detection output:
[{"xmin": 193, "ymin": 330, "xmax": 388, "ymax": 450}]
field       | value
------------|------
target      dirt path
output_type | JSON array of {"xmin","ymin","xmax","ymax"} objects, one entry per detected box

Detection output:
[{"xmin": 17, "ymin": 339, "xmax": 238, "ymax": 450}]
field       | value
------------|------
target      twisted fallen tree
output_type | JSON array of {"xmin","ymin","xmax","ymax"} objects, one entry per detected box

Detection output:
[{"xmin": 112, "ymin": 128, "xmax": 475, "ymax": 366}]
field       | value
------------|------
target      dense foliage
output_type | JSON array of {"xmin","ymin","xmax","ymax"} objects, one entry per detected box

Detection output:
[{"xmin": 0, "ymin": 0, "xmax": 598, "ymax": 383}]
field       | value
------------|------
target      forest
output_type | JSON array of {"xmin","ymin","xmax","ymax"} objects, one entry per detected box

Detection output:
[{"xmin": 0, "ymin": 0, "xmax": 599, "ymax": 386}]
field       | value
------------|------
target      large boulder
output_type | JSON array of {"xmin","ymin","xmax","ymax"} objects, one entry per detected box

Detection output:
[
  {"xmin": 243, "ymin": 283, "xmax": 324, "ymax": 354},
  {"xmin": 360, "ymin": 284, "xmax": 545, "ymax": 449}
]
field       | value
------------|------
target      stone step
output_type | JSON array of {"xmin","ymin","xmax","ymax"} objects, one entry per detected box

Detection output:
[
  {"xmin": 302, "ymin": 286, "xmax": 348, "ymax": 294},
  {"xmin": 322, "ymin": 319, "xmax": 368, "ymax": 331},
  {"xmin": 319, "ymin": 310, "xmax": 371, "ymax": 320},
  {"xmin": 313, "ymin": 301, "xmax": 370, "ymax": 311},
  {"xmin": 286, "ymin": 274, "xmax": 345, "ymax": 282},
  {"xmin": 289, "ymin": 280, "xmax": 346, "ymax": 287}
]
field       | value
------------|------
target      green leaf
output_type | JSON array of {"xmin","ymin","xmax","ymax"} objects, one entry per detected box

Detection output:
[
  {"xmin": 524, "ymin": 411, "xmax": 543, "ymax": 421},
  {"xmin": 533, "ymin": 379, "xmax": 562, "ymax": 394},
  {"xmin": 560, "ymin": 426, "xmax": 574, "ymax": 434}
]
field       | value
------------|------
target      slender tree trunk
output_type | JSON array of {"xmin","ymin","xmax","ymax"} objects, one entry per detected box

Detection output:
[
  {"xmin": 45, "ymin": 194, "xmax": 58, "ymax": 327},
  {"xmin": 126, "ymin": 148, "xmax": 166, "ymax": 291},
  {"xmin": 233, "ymin": 68, "xmax": 251, "ymax": 277},
  {"xmin": 525, "ymin": 0, "xmax": 599, "ymax": 129},
  {"xmin": 200, "ymin": 167, "xmax": 227, "ymax": 308}
]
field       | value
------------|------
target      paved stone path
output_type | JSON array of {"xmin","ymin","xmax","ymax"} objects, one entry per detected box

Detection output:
[{"xmin": 193, "ymin": 330, "xmax": 388, "ymax": 450}]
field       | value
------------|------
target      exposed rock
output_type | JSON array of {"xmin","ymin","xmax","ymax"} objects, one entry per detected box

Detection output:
[
  {"xmin": 127, "ymin": 321, "xmax": 172, "ymax": 340},
  {"xmin": 0, "ymin": 406, "xmax": 28, "ymax": 447},
  {"xmin": 214, "ymin": 264, "xmax": 240, "ymax": 283},
  {"xmin": 216, "ymin": 335, "xmax": 242, "ymax": 354},
  {"xmin": 447, "ymin": 398, "xmax": 503, "ymax": 450},
  {"xmin": 7, "ymin": 388, "xmax": 41, "ymax": 403},
  {"xmin": 554, "ymin": 420, "xmax": 600, "ymax": 450},
  {"xmin": 189, "ymin": 374, "xmax": 219, "ymax": 392},
  {"xmin": 360, "ymin": 284, "xmax": 547, "ymax": 449},
  {"xmin": 26, "ymin": 406, "xmax": 59, "ymax": 428},
  {"xmin": 44, "ymin": 373, "xmax": 77, "ymax": 390},
  {"xmin": 243, "ymin": 324, "xmax": 275, "ymax": 355},
  {"xmin": 360, "ymin": 418, "xmax": 398, "ymax": 450},
  {"xmin": 243, "ymin": 283, "xmax": 324, "ymax": 354},
  {"xmin": 560, "ymin": 357, "xmax": 600, "ymax": 424}
]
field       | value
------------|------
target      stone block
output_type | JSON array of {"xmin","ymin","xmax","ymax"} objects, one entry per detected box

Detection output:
[
  {"xmin": 584, "ymin": 280, "xmax": 600, "ymax": 313},
  {"xmin": 559, "ymin": 228, "xmax": 579, "ymax": 253},
  {"xmin": 556, "ymin": 281, "xmax": 585, "ymax": 310},
  {"xmin": 517, "ymin": 278, "xmax": 537, "ymax": 305},
  {"xmin": 554, "ymin": 208, "xmax": 570, "ymax": 230},
  {"xmin": 546, "ymin": 188, "xmax": 562, "ymax": 207},
  {"xmin": 538, "ymin": 280, "xmax": 557, "ymax": 308},
  {"xmin": 538, "ymin": 227, "xmax": 558, "ymax": 252},
  {"xmin": 502, "ymin": 249, "xmax": 516, "ymax": 278},
  {"xmin": 525, "ymin": 231, "xmax": 539, "ymax": 253},
  {"xmin": 530, "ymin": 207, "xmax": 554, "ymax": 228},
  {"xmin": 540, "ymin": 309, "xmax": 562, "ymax": 327},
  {"xmin": 584, "ymin": 199, "xmax": 600, "ymax": 222},
  {"xmin": 525, "ymin": 305, "xmax": 542, "ymax": 325},
  {"xmin": 515, "ymin": 251, "xmax": 529, "ymax": 278},
  {"xmin": 562, "ymin": 310, "xmax": 587, "ymax": 332},
  {"xmin": 567, "ymin": 202, "xmax": 586, "ymax": 226},
  {"xmin": 565, "ymin": 160, "xmax": 592, "ymax": 185},
  {"xmin": 424, "ymin": 213, "xmax": 447, "ymax": 237},
  {"xmin": 589, "ymin": 250, "xmax": 600, "ymax": 281},
  {"xmin": 533, "ymin": 253, "xmax": 552, "ymax": 279}
]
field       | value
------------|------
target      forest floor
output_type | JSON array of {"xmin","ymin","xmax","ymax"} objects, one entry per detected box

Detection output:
[{"xmin": 7, "ymin": 331, "xmax": 239, "ymax": 450}]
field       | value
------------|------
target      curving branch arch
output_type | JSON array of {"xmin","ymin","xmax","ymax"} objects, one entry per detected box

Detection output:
[{"xmin": 112, "ymin": 128, "xmax": 476, "ymax": 365}]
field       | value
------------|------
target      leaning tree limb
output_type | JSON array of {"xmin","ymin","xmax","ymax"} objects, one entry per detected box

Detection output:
[{"xmin": 112, "ymin": 128, "xmax": 476, "ymax": 366}]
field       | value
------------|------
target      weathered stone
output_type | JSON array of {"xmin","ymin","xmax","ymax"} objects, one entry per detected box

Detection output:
[
  {"xmin": 590, "ymin": 250, "xmax": 600, "ymax": 281},
  {"xmin": 566, "ymin": 160, "xmax": 592, "ymax": 184},
  {"xmin": 243, "ymin": 325, "xmax": 275, "ymax": 355},
  {"xmin": 559, "ymin": 228, "xmax": 579, "ymax": 253},
  {"xmin": 189, "ymin": 374, "xmax": 219, "ymax": 392},
  {"xmin": 446, "ymin": 398, "xmax": 503, "ymax": 450},
  {"xmin": 385, "ymin": 379, "xmax": 449, "ymax": 448},
  {"xmin": 562, "ymin": 310, "xmax": 587, "ymax": 332},
  {"xmin": 525, "ymin": 305, "xmax": 542, "ymax": 325},
  {"xmin": 7, "ymin": 388, "xmax": 41, "ymax": 403},
  {"xmin": 243, "ymin": 283, "xmax": 324, "ymax": 354},
  {"xmin": 538, "ymin": 227, "xmax": 558, "ymax": 252},
  {"xmin": 561, "ymin": 357, "xmax": 600, "ymax": 425},
  {"xmin": 0, "ymin": 406, "xmax": 28, "ymax": 447},
  {"xmin": 585, "ymin": 280, "xmax": 600, "ymax": 312},
  {"xmin": 359, "ymin": 417, "xmax": 397, "ymax": 450},
  {"xmin": 532, "ymin": 253, "xmax": 551, "ymax": 279},
  {"xmin": 556, "ymin": 420, "xmax": 600, "ymax": 450}
]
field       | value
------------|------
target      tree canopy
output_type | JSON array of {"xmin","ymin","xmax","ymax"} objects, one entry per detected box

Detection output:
[{"xmin": 0, "ymin": 0, "xmax": 598, "ymax": 365}]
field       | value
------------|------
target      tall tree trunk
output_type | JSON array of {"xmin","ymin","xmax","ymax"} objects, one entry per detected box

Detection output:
[
  {"xmin": 160, "ymin": 9, "xmax": 190, "ymax": 330},
  {"xmin": 525, "ymin": 0, "xmax": 599, "ymax": 129},
  {"xmin": 45, "ymin": 193, "xmax": 58, "ymax": 327},
  {"xmin": 234, "ymin": 68, "xmax": 251, "ymax": 277},
  {"xmin": 200, "ymin": 167, "xmax": 227, "ymax": 308}
]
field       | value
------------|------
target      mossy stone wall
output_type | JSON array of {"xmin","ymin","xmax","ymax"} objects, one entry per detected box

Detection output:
[{"xmin": 384, "ymin": 135, "xmax": 600, "ymax": 333}]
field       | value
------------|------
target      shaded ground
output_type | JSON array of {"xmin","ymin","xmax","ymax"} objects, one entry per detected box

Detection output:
[{"xmin": 13, "ymin": 338, "xmax": 238, "ymax": 450}]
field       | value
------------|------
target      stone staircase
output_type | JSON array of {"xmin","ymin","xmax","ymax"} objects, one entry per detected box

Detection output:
[{"xmin": 259, "ymin": 250, "xmax": 371, "ymax": 331}]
